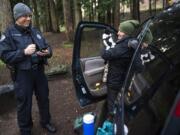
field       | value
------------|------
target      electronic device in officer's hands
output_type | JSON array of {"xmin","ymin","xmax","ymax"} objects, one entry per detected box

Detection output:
[{"xmin": 40, "ymin": 47, "xmax": 48, "ymax": 52}]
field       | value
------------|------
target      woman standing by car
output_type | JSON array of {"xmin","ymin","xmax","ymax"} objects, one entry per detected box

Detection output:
[{"xmin": 101, "ymin": 20, "xmax": 153, "ymax": 117}]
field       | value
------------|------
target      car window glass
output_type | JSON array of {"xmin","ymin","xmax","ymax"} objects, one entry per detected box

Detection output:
[
  {"xmin": 124, "ymin": 47, "xmax": 170, "ymax": 105},
  {"xmin": 141, "ymin": 48, "xmax": 170, "ymax": 86},
  {"xmin": 80, "ymin": 28, "xmax": 104, "ymax": 58},
  {"xmin": 151, "ymin": 21, "xmax": 178, "ymax": 52},
  {"xmin": 149, "ymin": 11, "xmax": 180, "ymax": 56}
]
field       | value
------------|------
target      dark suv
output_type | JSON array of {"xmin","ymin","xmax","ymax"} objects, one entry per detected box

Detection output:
[{"xmin": 72, "ymin": 2, "xmax": 180, "ymax": 135}]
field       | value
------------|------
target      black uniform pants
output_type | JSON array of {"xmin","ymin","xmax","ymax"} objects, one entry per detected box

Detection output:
[
  {"xmin": 14, "ymin": 67, "xmax": 50, "ymax": 135},
  {"xmin": 107, "ymin": 85, "xmax": 122, "ymax": 114}
]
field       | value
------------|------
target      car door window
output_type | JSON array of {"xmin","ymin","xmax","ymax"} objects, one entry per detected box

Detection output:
[
  {"xmin": 149, "ymin": 9, "xmax": 180, "ymax": 56},
  {"xmin": 72, "ymin": 22, "xmax": 117, "ymax": 106},
  {"xmin": 80, "ymin": 27, "xmax": 107, "ymax": 97},
  {"xmin": 124, "ymin": 11, "xmax": 180, "ymax": 110},
  {"xmin": 80, "ymin": 28, "xmax": 104, "ymax": 58},
  {"xmin": 125, "ymin": 46, "xmax": 171, "ymax": 106}
]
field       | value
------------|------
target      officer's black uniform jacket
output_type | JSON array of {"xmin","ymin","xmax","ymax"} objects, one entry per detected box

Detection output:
[
  {"xmin": 0, "ymin": 24, "xmax": 52, "ymax": 70},
  {"xmin": 101, "ymin": 36, "xmax": 143, "ymax": 89}
]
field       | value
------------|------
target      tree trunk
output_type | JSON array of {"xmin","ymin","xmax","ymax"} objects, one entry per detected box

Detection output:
[
  {"xmin": 163, "ymin": 0, "xmax": 166, "ymax": 8},
  {"xmin": 98, "ymin": 0, "xmax": 105, "ymax": 22},
  {"xmin": 55, "ymin": 0, "xmax": 63, "ymax": 26},
  {"xmin": 49, "ymin": 0, "xmax": 59, "ymax": 32},
  {"xmin": 88, "ymin": 0, "xmax": 92, "ymax": 21},
  {"xmin": 149, "ymin": 0, "xmax": 152, "ymax": 15},
  {"xmin": 154, "ymin": 0, "xmax": 157, "ymax": 14},
  {"xmin": 99, "ymin": 12, "xmax": 105, "ymax": 23},
  {"xmin": 31, "ymin": 0, "xmax": 40, "ymax": 28},
  {"xmin": 24, "ymin": 0, "xmax": 30, "ymax": 6},
  {"xmin": 0, "ymin": 0, "xmax": 13, "ymax": 33},
  {"xmin": 45, "ymin": 0, "xmax": 52, "ymax": 32},
  {"xmin": 129, "ymin": 0, "xmax": 133, "ymax": 16},
  {"xmin": 74, "ymin": 0, "xmax": 82, "ymax": 28},
  {"xmin": 93, "ymin": 0, "xmax": 97, "ymax": 21},
  {"xmin": 113, "ymin": 0, "xmax": 120, "ymax": 30},
  {"xmin": 106, "ymin": 9, "xmax": 111, "ymax": 25},
  {"xmin": 132, "ymin": 0, "xmax": 140, "ymax": 21},
  {"xmin": 62, "ymin": 0, "xmax": 74, "ymax": 41},
  {"xmin": 163, "ymin": 0, "xmax": 170, "ymax": 8},
  {"xmin": 37, "ymin": 0, "xmax": 52, "ymax": 32},
  {"xmin": 91, "ymin": 0, "xmax": 94, "ymax": 21}
]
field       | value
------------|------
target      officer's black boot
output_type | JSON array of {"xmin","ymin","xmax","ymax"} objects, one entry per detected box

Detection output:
[{"xmin": 42, "ymin": 123, "xmax": 57, "ymax": 133}]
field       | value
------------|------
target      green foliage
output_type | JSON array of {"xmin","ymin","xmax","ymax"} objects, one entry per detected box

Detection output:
[
  {"xmin": 60, "ymin": 25, "xmax": 66, "ymax": 32},
  {"xmin": 0, "ymin": 60, "xmax": 5, "ymax": 68},
  {"xmin": 62, "ymin": 41, "xmax": 73, "ymax": 48},
  {"xmin": 10, "ymin": 0, "xmax": 31, "ymax": 9},
  {"xmin": 96, "ymin": 0, "xmax": 113, "ymax": 15},
  {"xmin": 46, "ymin": 64, "xmax": 68, "ymax": 75},
  {"xmin": 55, "ymin": 0, "xmax": 64, "ymax": 25},
  {"xmin": 81, "ymin": 0, "xmax": 91, "ymax": 11},
  {"xmin": 81, "ymin": 0, "xmax": 113, "ymax": 19}
]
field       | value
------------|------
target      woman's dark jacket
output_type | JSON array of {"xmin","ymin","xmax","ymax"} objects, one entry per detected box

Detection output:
[{"xmin": 101, "ymin": 36, "xmax": 143, "ymax": 90}]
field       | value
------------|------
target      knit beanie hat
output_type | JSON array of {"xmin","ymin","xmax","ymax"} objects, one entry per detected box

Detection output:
[
  {"xmin": 142, "ymin": 29, "xmax": 153, "ymax": 44},
  {"xmin": 119, "ymin": 20, "xmax": 153, "ymax": 44},
  {"xmin": 119, "ymin": 20, "xmax": 140, "ymax": 35},
  {"xmin": 13, "ymin": 3, "xmax": 32, "ymax": 20}
]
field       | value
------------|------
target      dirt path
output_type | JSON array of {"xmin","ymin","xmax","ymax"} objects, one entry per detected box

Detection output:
[{"xmin": 0, "ymin": 74, "xmax": 97, "ymax": 135}]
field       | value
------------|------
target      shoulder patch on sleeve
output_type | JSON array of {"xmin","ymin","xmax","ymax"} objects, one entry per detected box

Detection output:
[
  {"xmin": 0, "ymin": 34, "xmax": 6, "ymax": 42},
  {"xmin": 36, "ymin": 34, "xmax": 42, "ymax": 39}
]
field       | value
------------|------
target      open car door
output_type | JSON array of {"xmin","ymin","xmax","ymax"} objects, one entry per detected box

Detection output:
[{"xmin": 72, "ymin": 21, "xmax": 116, "ymax": 107}]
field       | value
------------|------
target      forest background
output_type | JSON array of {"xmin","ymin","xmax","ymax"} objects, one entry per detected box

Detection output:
[{"xmin": 0, "ymin": 0, "xmax": 173, "ymax": 84}]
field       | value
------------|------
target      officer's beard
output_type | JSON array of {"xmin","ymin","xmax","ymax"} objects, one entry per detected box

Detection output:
[
  {"xmin": 15, "ymin": 23, "xmax": 32, "ymax": 33},
  {"xmin": 15, "ymin": 21, "xmax": 32, "ymax": 29},
  {"xmin": 21, "ymin": 22, "xmax": 32, "ymax": 29}
]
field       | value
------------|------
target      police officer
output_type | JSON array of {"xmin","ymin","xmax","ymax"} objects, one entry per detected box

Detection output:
[
  {"xmin": 0, "ymin": 3, "xmax": 56, "ymax": 135},
  {"xmin": 101, "ymin": 20, "xmax": 153, "ymax": 116}
]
